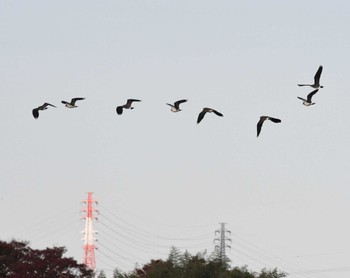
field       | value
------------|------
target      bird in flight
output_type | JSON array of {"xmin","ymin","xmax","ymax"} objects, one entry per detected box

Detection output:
[
  {"xmin": 297, "ymin": 89, "xmax": 319, "ymax": 106},
  {"xmin": 61, "ymin": 97, "xmax": 85, "ymax": 108},
  {"xmin": 116, "ymin": 99, "xmax": 141, "ymax": 115},
  {"xmin": 32, "ymin": 103, "xmax": 56, "ymax": 119},
  {"xmin": 298, "ymin": 65, "xmax": 324, "ymax": 89},
  {"xmin": 166, "ymin": 99, "xmax": 188, "ymax": 112},
  {"xmin": 197, "ymin": 107, "xmax": 223, "ymax": 124},
  {"xmin": 257, "ymin": 116, "xmax": 281, "ymax": 137}
]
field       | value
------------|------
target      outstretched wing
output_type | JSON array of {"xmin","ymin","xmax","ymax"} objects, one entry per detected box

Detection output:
[
  {"xmin": 306, "ymin": 89, "xmax": 319, "ymax": 102},
  {"xmin": 174, "ymin": 99, "xmax": 187, "ymax": 108},
  {"xmin": 212, "ymin": 110, "xmax": 223, "ymax": 117},
  {"xmin": 127, "ymin": 99, "xmax": 141, "ymax": 105},
  {"xmin": 71, "ymin": 97, "xmax": 85, "ymax": 105},
  {"xmin": 197, "ymin": 110, "xmax": 206, "ymax": 124},
  {"xmin": 43, "ymin": 103, "xmax": 56, "ymax": 108},
  {"xmin": 314, "ymin": 65, "xmax": 323, "ymax": 85},
  {"xmin": 268, "ymin": 117, "xmax": 281, "ymax": 123},
  {"xmin": 256, "ymin": 118, "xmax": 265, "ymax": 137}
]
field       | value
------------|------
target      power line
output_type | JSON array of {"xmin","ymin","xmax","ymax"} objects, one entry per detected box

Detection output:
[{"xmin": 100, "ymin": 203, "xmax": 213, "ymax": 241}]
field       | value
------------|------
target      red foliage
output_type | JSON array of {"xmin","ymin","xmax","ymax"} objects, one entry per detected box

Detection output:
[{"xmin": 0, "ymin": 240, "xmax": 93, "ymax": 278}]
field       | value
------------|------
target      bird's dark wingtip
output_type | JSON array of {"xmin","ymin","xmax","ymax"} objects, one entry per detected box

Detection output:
[{"xmin": 116, "ymin": 106, "xmax": 123, "ymax": 115}]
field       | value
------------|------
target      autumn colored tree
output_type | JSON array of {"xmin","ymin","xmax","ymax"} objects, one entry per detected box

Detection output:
[{"xmin": 0, "ymin": 239, "xmax": 93, "ymax": 278}]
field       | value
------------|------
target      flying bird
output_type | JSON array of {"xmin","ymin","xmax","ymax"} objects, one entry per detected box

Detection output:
[
  {"xmin": 197, "ymin": 107, "xmax": 223, "ymax": 124},
  {"xmin": 297, "ymin": 89, "xmax": 319, "ymax": 106},
  {"xmin": 61, "ymin": 97, "xmax": 85, "ymax": 108},
  {"xmin": 298, "ymin": 65, "xmax": 324, "ymax": 89},
  {"xmin": 257, "ymin": 116, "xmax": 281, "ymax": 137},
  {"xmin": 166, "ymin": 99, "xmax": 188, "ymax": 112},
  {"xmin": 116, "ymin": 99, "xmax": 141, "ymax": 115},
  {"xmin": 32, "ymin": 103, "xmax": 56, "ymax": 119}
]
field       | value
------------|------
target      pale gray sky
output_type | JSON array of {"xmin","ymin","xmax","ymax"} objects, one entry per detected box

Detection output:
[{"xmin": 1, "ymin": 1, "xmax": 350, "ymax": 277}]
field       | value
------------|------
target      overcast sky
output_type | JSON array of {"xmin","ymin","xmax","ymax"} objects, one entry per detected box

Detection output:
[{"xmin": 1, "ymin": 1, "xmax": 350, "ymax": 277}]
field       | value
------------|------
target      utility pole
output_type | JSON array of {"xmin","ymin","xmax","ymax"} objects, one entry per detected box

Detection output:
[
  {"xmin": 82, "ymin": 192, "xmax": 98, "ymax": 271},
  {"xmin": 214, "ymin": 222, "xmax": 231, "ymax": 264}
]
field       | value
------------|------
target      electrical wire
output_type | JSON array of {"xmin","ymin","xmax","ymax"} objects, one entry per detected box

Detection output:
[
  {"xmin": 229, "ymin": 232, "xmax": 330, "ymax": 278},
  {"xmin": 98, "ymin": 213, "xmax": 212, "ymax": 254},
  {"xmin": 16, "ymin": 203, "xmax": 80, "ymax": 239},
  {"xmin": 100, "ymin": 204, "xmax": 213, "ymax": 241},
  {"xmin": 102, "ymin": 199, "xmax": 214, "ymax": 230}
]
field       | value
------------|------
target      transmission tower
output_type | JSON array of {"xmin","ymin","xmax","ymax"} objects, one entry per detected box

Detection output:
[
  {"xmin": 214, "ymin": 222, "xmax": 231, "ymax": 264},
  {"xmin": 81, "ymin": 192, "xmax": 98, "ymax": 271}
]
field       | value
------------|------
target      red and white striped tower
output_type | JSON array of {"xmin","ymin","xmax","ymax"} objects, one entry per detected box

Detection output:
[{"xmin": 81, "ymin": 192, "xmax": 98, "ymax": 271}]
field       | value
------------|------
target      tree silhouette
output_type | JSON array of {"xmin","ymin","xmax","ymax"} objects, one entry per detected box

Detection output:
[
  {"xmin": 0, "ymin": 240, "xmax": 93, "ymax": 278},
  {"xmin": 124, "ymin": 248, "xmax": 288, "ymax": 278}
]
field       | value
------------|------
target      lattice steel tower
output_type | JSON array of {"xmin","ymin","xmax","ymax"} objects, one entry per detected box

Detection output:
[
  {"xmin": 81, "ymin": 192, "xmax": 98, "ymax": 271},
  {"xmin": 214, "ymin": 222, "xmax": 231, "ymax": 264}
]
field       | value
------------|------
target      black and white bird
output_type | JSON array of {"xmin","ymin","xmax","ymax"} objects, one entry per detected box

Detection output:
[
  {"xmin": 61, "ymin": 97, "xmax": 85, "ymax": 108},
  {"xmin": 297, "ymin": 89, "xmax": 319, "ymax": 106},
  {"xmin": 257, "ymin": 116, "xmax": 281, "ymax": 137},
  {"xmin": 166, "ymin": 99, "xmax": 187, "ymax": 112},
  {"xmin": 298, "ymin": 65, "xmax": 324, "ymax": 89},
  {"xmin": 116, "ymin": 99, "xmax": 141, "ymax": 115},
  {"xmin": 32, "ymin": 103, "xmax": 56, "ymax": 119},
  {"xmin": 197, "ymin": 107, "xmax": 223, "ymax": 124}
]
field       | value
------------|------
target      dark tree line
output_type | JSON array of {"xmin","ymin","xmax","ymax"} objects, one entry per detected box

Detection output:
[
  {"xmin": 112, "ymin": 247, "xmax": 287, "ymax": 278},
  {"xmin": 0, "ymin": 240, "xmax": 287, "ymax": 278},
  {"xmin": 0, "ymin": 239, "xmax": 93, "ymax": 278}
]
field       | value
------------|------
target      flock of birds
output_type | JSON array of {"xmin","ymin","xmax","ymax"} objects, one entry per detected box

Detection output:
[{"xmin": 32, "ymin": 65, "xmax": 324, "ymax": 137}]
